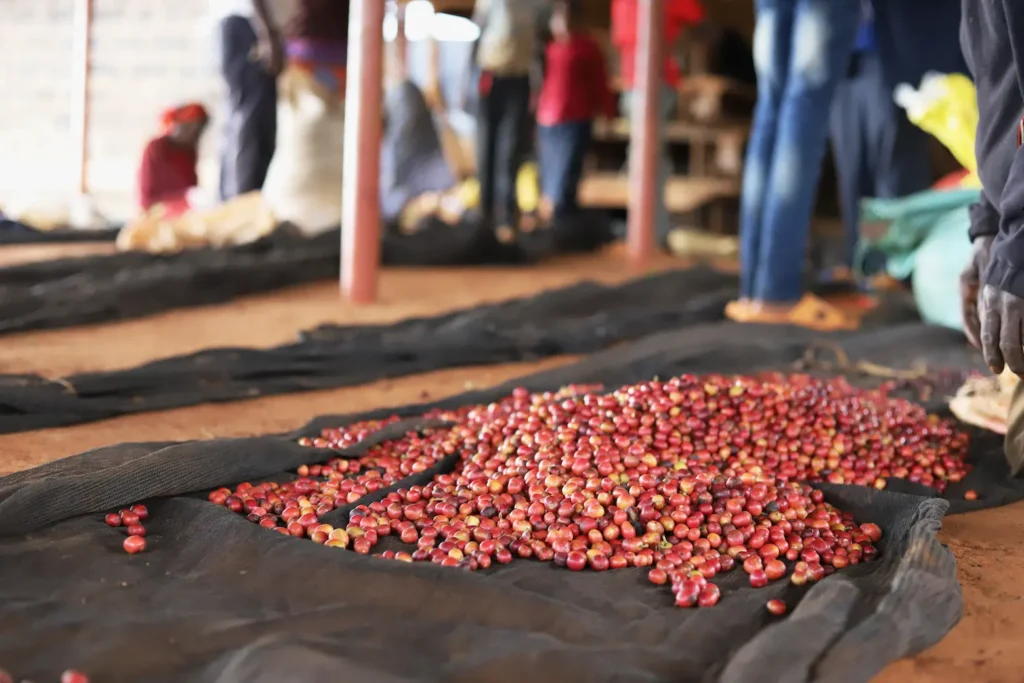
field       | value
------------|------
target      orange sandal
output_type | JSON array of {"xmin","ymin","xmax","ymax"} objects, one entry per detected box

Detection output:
[
  {"xmin": 724, "ymin": 299, "xmax": 754, "ymax": 320},
  {"xmin": 821, "ymin": 291, "xmax": 878, "ymax": 315},
  {"xmin": 724, "ymin": 294, "xmax": 859, "ymax": 331}
]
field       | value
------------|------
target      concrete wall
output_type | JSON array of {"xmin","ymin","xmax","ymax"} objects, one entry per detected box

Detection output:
[{"xmin": 1, "ymin": 0, "xmax": 222, "ymax": 218}]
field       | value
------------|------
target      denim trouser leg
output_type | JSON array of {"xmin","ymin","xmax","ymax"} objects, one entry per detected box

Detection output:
[
  {"xmin": 539, "ymin": 121, "xmax": 593, "ymax": 217},
  {"xmin": 739, "ymin": 1, "xmax": 795, "ymax": 300},
  {"xmin": 623, "ymin": 87, "xmax": 678, "ymax": 242},
  {"xmin": 749, "ymin": 0, "xmax": 860, "ymax": 303}
]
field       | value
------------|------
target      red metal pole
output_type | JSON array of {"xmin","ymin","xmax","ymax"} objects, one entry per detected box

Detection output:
[
  {"xmin": 71, "ymin": 0, "xmax": 94, "ymax": 195},
  {"xmin": 341, "ymin": 0, "xmax": 386, "ymax": 303},
  {"xmin": 626, "ymin": 0, "xmax": 664, "ymax": 268}
]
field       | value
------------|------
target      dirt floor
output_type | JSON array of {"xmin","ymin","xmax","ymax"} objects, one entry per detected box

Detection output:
[{"xmin": 0, "ymin": 244, "xmax": 1021, "ymax": 682}]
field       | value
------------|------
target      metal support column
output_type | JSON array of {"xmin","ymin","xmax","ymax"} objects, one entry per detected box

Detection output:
[
  {"xmin": 341, "ymin": 0, "xmax": 387, "ymax": 303},
  {"xmin": 626, "ymin": 0, "xmax": 664, "ymax": 268}
]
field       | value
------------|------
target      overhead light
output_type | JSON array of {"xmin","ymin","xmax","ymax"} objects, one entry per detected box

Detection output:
[
  {"xmin": 403, "ymin": 0, "xmax": 435, "ymax": 40},
  {"xmin": 429, "ymin": 12, "xmax": 480, "ymax": 42},
  {"xmin": 384, "ymin": 1, "xmax": 481, "ymax": 43},
  {"xmin": 383, "ymin": 13, "xmax": 399, "ymax": 42}
]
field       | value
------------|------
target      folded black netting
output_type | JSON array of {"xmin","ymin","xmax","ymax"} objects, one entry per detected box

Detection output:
[
  {"xmin": 0, "ymin": 321, "xmax": 1012, "ymax": 683},
  {"xmin": 0, "ymin": 215, "xmax": 614, "ymax": 336},
  {"xmin": 0, "ymin": 218, "xmax": 119, "ymax": 244},
  {"xmin": 0, "ymin": 267, "xmax": 736, "ymax": 434}
]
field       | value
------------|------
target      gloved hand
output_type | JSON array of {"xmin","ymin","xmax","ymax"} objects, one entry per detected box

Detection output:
[
  {"xmin": 979, "ymin": 283, "xmax": 1024, "ymax": 376},
  {"xmin": 960, "ymin": 235, "xmax": 993, "ymax": 349}
]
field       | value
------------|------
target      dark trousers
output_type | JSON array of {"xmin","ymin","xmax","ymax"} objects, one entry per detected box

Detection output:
[
  {"xmin": 829, "ymin": 51, "xmax": 931, "ymax": 268},
  {"xmin": 476, "ymin": 74, "xmax": 531, "ymax": 228},
  {"xmin": 218, "ymin": 15, "xmax": 278, "ymax": 202},
  {"xmin": 538, "ymin": 121, "xmax": 592, "ymax": 218}
]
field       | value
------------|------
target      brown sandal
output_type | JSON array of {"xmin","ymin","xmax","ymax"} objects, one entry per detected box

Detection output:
[{"xmin": 725, "ymin": 294, "xmax": 858, "ymax": 332}]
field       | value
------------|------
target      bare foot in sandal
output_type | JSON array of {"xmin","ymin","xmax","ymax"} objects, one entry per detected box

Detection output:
[
  {"xmin": 724, "ymin": 299, "xmax": 754, "ymax": 321},
  {"xmin": 736, "ymin": 295, "xmax": 859, "ymax": 331}
]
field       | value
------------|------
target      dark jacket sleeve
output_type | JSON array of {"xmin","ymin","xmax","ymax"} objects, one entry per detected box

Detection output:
[
  {"xmin": 979, "ymin": 0, "xmax": 1024, "ymax": 297},
  {"xmin": 986, "ymin": 147, "xmax": 1024, "ymax": 297},
  {"xmin": 969, "ymin": 193, "xmax": 1001, "ymax": 242}
]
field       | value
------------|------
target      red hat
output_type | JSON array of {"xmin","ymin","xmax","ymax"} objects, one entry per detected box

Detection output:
[{"xmin": 159, "ymin": 103, "xmax": 209, "ymax": 135}]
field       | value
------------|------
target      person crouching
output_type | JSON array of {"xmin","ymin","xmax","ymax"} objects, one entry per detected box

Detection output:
[{"xmin": 137, "ymin": 103, "xmax": 209, "ymax": 218}]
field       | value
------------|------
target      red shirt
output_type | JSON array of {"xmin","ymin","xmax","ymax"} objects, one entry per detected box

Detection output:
[
  {"xmin": 612, "ymin": 0, "xmax": 705, "ymax": 89},
  {"xmin": 536, "ymin": 35, "xmax": 616, "ymax": 127},
  {"xmin": 137, "ymin": 136, "xmax": 198, "ymax": 213}
]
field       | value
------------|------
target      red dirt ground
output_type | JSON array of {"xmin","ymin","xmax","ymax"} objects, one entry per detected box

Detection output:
[{"xmin": 0, "ymin": 244, "xmax": 1020, "ymax": 682}]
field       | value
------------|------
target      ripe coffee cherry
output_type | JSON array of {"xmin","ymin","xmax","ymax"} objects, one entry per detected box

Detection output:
[{"xmin": 123, "ymin": 536, "xmax": 146, "ymax": 554}]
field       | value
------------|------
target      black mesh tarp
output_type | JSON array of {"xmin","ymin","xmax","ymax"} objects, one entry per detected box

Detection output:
[
  {"xmin": 0, "ymin": 268, "xmax": 737, "ymax": 434},
  {"xmin": 0, "ymin": 320, "xmax": 1011, "ymax": 683},
  {"xmin": 0, "ymin": 216, "xmax": 614, "ymax": 335},
  {"xmin": 0, "ymin": 218, "xmax": 118, "ymax": 244}
]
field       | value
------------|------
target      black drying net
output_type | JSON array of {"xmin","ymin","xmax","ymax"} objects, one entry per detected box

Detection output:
[
  {"xmin": 0, "ymin": 217, "xmax": 614, "ymax": 336},
  {"xmin": 0, "ymin": 268, "xmax": 736, "ymax": 434},
  {"xmin": 0, "ymin": 218, "xmax": 119, "ymax": 244},
  {"xmin": 0, "ymin": 320, "xmax": 1012, "ymax": 683}
]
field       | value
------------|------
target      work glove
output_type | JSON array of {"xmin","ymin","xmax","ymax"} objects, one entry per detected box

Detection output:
[
  {"xmin": 960, "ymin": 235, "xmax": 992, "ymax": 350},
  {"xmin": 979, "ymin": 282, "xmax": 1024, "ymax": 377}
]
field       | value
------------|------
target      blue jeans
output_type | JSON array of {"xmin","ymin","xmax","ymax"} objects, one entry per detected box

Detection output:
[
  {"xmin": 538, "ymin": 121, "xmax": 593, "ymax": 217},
  {"xmin": 739, "ymin": 0, "xmax": 861, "ymax": 303}
]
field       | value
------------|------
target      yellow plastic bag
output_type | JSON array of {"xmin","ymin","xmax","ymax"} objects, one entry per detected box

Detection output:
[
  {"xmin": 516, "ymin": 162, "xmax": 540, "ymax": 214},
  {"xmin": 894, "ymin": 72, "xmax": 981, "ymax": 187},
  {"xmin": 458, "ymin": 162, "xmax": 541, "ymax": 215}
]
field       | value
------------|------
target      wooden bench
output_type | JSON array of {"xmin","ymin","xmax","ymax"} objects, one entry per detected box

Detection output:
[
  {"xmin": 590, "ymin": 117, "xmax": 748, "ymax": 176},
  {"xmin": 591, "ymin": 117, "xmax": 749, "ymax": 145},
  {"xmin": 578, "ymin": 173, "xmax": 740, "ymax": 213}
]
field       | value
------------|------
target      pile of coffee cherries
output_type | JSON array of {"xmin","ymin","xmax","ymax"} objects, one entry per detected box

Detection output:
[
  {"xmin": 105, "ymin": 504, "xmax": 149, "ymax": 554},
  {"xmin": 207, "ymin": 374, "xmax": 971, "ymax": 608}
]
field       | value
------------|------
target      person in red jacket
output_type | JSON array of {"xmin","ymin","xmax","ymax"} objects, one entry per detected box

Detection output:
[
  {"xmin": 611, "ymin": 0, "xmax": 705, "ymax": 243},
  {"xmin": 536, "ymin": 0, "xmax": 616, "ymax": 219},
  {"xmin": 137, "ymin": 103, "xmax": 209, "ymax": 217}
]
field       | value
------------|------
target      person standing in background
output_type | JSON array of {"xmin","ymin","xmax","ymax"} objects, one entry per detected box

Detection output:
[
  {"xmin": 827, "ymin": 0, "xmax": 964, "ymax": 288},
  {"xmin": 536, "ymin": 0, "xmax": 615, "ymax": 220},
  {"xmin": 467, "ymin": 0, "xmax": 543, "ymax": 243},
  {"xmin": 213, "ymin": 0, "xmax": 291, "ymax": 202},
  {"xmin": 611, "ymin": 0, "xmax": 705, "ymax": 246},
  {"xmin": 726, "ymin": 0, "xmax": 861, "ymax": 329}
]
